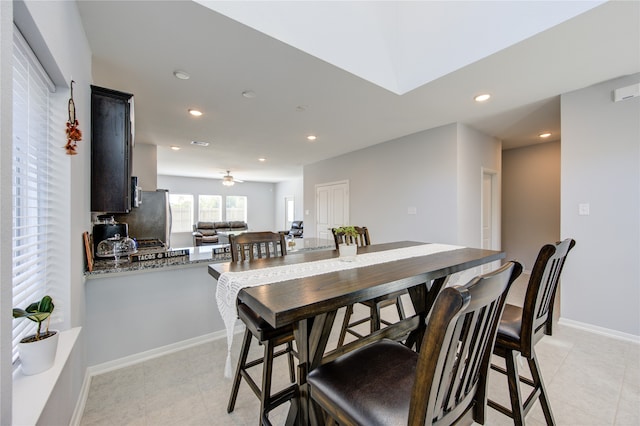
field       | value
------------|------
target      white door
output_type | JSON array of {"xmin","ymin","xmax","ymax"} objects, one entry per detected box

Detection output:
[
  {"xmin": 316, "ymin": 181, "xmax": 349, "ymax": 241},
  {"xmin": 481, "ymin": 169, "xmax": 500, "ymax": 272}
]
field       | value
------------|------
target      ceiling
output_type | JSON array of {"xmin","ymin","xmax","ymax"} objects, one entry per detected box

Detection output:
[{"xmin": 77, "ymin": 1, "xmax": 639, "ymax": 183}]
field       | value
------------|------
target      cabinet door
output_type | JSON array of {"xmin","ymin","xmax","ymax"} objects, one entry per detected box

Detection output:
[{"xmin": 91, "ymin": 85, "xmax": 133, "ymax": 213}]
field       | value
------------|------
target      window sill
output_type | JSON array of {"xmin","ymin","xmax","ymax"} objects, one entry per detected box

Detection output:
[{"xmin": 12, "ymin": 327, "xmax": 81, "ymax": 426}]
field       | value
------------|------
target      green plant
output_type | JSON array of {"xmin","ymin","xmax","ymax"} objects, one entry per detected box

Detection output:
[
  {"xmin": 13, "ymin": 295, "xmax": 55, "ymax": 341},
  {"xmin": 334, "ymin": 226, "xmax": 359, "ymax": 244}
]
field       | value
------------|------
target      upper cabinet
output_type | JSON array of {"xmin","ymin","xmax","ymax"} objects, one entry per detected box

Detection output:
[{"xmin": 91, "ymin": 85, "xmax": 134, "ymax": 213}]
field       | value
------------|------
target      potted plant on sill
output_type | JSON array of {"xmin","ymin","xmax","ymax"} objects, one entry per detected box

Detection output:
[
  {"xmin": 334, "ymin": 226, "xmax": 359, "ymax": 262},
  {"xmin": 13, "ymin": 295, "xmax": 58, "ymax": 375}
]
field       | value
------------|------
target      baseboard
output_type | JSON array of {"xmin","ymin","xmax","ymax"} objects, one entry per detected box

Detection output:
[
  {"xmin": 558, "ymin": 317, "xmax": 640, "ymax": 344},
  {"xmin": 70, "ymin": 325, "xmax": 244, "ymax": 426}
]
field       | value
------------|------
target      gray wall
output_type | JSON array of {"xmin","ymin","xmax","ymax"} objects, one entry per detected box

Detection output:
[
  {"xmin": 561, "ymin": 73, "xmax": 640, "ymax": 336},
  {"xmin": 133, "ymin": 143, "xmax": 158, "ymax": 191},
  {"xmin": 158, "ymin": 174, "xmax": 277, "ymax": 247},
  {"xmin": 502, "ymin": 141, "xmax": 561, "ymax": 270},
  {"xmin": 303, "ymin": 123, "xmax": 501, "ymax": 248},
  {"xmin": 85, "ymin": 265, "xmax": 223, "ymax": 366},
  {"xmin": 1, "ymin": 1, "xmax": 93, "ymax": 423}
]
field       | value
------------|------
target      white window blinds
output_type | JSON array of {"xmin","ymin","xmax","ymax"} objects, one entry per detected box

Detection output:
[{"xmin": 12, "ymin": 26, "xmax": 56, "ymax": 364}]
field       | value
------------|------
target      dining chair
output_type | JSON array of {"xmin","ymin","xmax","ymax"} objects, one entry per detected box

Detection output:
[
  {"xmin": 488, "ymin": 238, "xmax": 576, "ymax": 426},
  {"xmin": 229, "ymin": 231, "xmax": 287, "ymax": 261},
  {"xmin": 308, "ymin": 260, "xmax": 523, "ymax": 426},
  {"xmin": 331, "ymin": 226, "xmax": 408, "ymax": 347},
  {"xmin": 226, "ymin": 231, "xmax": 296, "ymax": 426}
]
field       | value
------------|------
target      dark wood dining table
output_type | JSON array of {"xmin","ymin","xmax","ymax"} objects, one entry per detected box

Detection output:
[{"xmin": 208, "ymin": 241, "xmax": 505, "ymax": 425}]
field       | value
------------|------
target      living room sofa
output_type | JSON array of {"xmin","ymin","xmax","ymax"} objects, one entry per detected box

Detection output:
[{"xmin": 192, "ymin": 221, "xmax": 248, "ymax": 246}]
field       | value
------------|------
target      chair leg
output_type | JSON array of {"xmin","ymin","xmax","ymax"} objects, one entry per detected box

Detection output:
[
  {"xmin": 286, "ymin": 341, "xmax": 295, "ymax": 383},
  {"xmin": 528, "ymin": 353, "xmax": 556, "ymax": 425},
  {"xmin": 260, "ymin": 339, "xmax": 275, "ymax": 426},
  {"xmin": 395, "ymin": 296, "xmax": 406, "ymax": 320},
  {"xmin": 337, "ymin": 304, "xmax": 354, "ymax": 347},
  {"xmin": 505, "ymin": 350, "xmax": 526, "ymax": 426},
  {"xmin": 228, "ymin": 328, "xmax": 253, "ymax": 413}
]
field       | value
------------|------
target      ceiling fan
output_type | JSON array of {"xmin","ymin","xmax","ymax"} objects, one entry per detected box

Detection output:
[{"xmin": 221, "ymin": 170, "xmax": 243, "ymax": 186}]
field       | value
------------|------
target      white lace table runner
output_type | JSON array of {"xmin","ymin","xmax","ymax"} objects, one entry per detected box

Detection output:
[{"xmin": 215, "ymin": 243, "xmax": 463, "ymax": 377}]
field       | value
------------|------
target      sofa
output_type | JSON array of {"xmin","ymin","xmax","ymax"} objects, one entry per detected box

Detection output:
[{"xmin": 192, "ymin": 221, "xmax": 248, "ymax": 246}]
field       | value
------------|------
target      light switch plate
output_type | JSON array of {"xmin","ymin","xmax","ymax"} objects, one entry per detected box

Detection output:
[{"xmin": 578, "ymin": 203, "xmax": 590, "ymax": 216}]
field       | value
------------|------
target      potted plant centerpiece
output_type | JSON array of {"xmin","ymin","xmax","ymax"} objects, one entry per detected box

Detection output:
[
  {"xmin": 334, "ymin": 226, "xmax": 359, "ymax": 261},
  {"xmin": 13, "ymin": 295, "xmax": 58, "ymax": 375}
]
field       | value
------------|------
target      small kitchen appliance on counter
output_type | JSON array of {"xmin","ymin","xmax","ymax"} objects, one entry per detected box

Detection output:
[{"xmin": 92, "ymin": 215, "xmax": 128, "ymax": 255}]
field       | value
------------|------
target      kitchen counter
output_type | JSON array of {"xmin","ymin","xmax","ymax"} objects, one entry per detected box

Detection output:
[
  {"xmin": 85, "ymin": 238, "xmax": 335, "ymax": 278},
  {"xmin": 85, "ymin": 245, "xmax": 232, "ymax": 278}
]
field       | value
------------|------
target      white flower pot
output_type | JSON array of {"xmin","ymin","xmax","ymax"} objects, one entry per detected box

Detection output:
[
  {"xmin": 339, "ymin": 244, "xmax": 357, "ymax": 262},
  {"xmin": 18, "ymin": 330, "xmax": 58, "ymax": 375}
]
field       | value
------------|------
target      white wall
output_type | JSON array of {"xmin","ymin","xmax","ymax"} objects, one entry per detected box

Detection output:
[
  {"xmin": 158, "ymin": 175, "xmax": 277, "ymax": 247},
  {"xmin": 303, "ymin": 123, "xmax": 499, "ymax": 247},
  {"xmin": 561, "ymin": 73, "xmax": 640, "ymax": 337},
  {"xmin": 274, "ymin": 176, "xmax": 304, "ymax": 231},
  {"xmin": 1, "ymin": 1, "xmax": 93, "ymax": 423}
]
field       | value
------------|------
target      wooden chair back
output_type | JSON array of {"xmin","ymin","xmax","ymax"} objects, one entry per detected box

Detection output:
[
  {"xmin": 409, "ymin": 261, "xmax": 523, "ymax": 425},
  {"xmin": 521, "ymin": 238, "xmax": 576, "ymax": 355},
  {"xmin": 331, "ymin": 226, "xmax": 371, "ymax": 250},
  {"xmin": 229, "ymin": 231, "xmax": 287, "ymax": 262}
]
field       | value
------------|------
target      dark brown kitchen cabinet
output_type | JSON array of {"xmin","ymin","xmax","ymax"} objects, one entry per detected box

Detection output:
[{"xmin": 91, "ymin": 85, "xmax": 134, "ymax": 213}]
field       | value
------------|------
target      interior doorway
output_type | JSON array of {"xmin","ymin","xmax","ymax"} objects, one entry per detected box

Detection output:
[
  {"xmin": 481, "ymin": 168, "xmax": 500, "ymax": 272},
  {"xmin": 284, "ymin": 196, "xmax": 294, "ymax": 230},
  {"xmin": 315, "ymin": 181, "xmax": 349, "ymax": 241}
]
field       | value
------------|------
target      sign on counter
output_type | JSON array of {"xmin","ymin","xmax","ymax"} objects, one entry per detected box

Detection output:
[{"xmin": 130, "ymin": 249, "xmax": 189, "ymax": 263}]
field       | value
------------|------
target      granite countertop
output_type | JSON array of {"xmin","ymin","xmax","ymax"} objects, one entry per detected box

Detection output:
[
  {"xmin": 85, "ymin": 245, "xmax": 231, "ymax": 278},
  {"xmin": 85, "ymin": 238, "xmax": 335, "ymax": 279}
]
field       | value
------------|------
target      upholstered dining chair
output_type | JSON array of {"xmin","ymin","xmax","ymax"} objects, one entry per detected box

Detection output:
[
  {"xmin": 226, "ymin": 231, "xmax": 296, "ymax": 425},
  {"xmin": 331, "ymin": 226, "xmax": 408, "ymax": 347},
  {"xmin": 488, "ymin": 238, "xmax": 576, "ymax": 426},
  {"xmin": 308, "ymin": 261, "xmax": 523, "ymax": 426}
]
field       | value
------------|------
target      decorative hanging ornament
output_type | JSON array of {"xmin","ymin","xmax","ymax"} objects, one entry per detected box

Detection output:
[{"xmin": 65, "ymin": 80, "xmax": 82, "ymax": 155}]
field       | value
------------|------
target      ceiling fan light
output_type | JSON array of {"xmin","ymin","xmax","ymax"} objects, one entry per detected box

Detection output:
[{"xmin": 222, "ymin": 174, "xmax": 235, "ymax": 186}]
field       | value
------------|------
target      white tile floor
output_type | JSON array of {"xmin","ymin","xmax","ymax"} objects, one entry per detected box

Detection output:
[{"xmin": 80, "ymin": 275, "xmax": 640, "ymax": 426}]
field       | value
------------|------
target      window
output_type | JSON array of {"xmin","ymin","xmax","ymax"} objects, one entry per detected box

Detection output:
[
  {"xmin": 12, "ymin": 27, "xmax": 57, "ymax": 364},
  {"xmin": 169, "ymin": 194, "xmax": 194, "ymax": 232},
  {"xmin": 198, "ymin": 195, "xmax": 222, "ymax": 222},
  {"xmin": 226, "ymin": 196, "xmax": 247, "ymax": 222}
]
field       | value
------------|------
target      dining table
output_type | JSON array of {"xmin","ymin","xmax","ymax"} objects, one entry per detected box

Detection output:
[{"xmin": 208, "ymin": 240, "xmax": 505, "ymax": 425}]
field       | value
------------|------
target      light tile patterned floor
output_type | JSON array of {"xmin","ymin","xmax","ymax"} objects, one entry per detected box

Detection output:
[{"xmin": 80, "ymin": 275, "xmax": 640, "ymax": 426}]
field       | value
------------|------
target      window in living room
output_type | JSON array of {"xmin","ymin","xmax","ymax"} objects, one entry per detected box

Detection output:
[
  {"xmin": 198, "ymin": 195, "xmax": 222, "ymax": 222},
  {"xmin": 226, "ymin": 195, "xmax": 247, "ymax": 222},
  {"xmin": 169, "ymin": 193, "xmax": 194, "ymax": 232}
]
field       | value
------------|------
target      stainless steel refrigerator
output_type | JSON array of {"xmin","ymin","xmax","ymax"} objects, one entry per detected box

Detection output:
[{"xmin": 113, "ymin": 189, "xmax": 172, "ymax": 247}]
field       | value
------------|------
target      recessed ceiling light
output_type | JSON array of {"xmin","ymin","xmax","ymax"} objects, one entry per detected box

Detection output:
[
  {"xmin": 258, "ymin": 158, "xmax": 266, "ymax": 162},
  {"xmin": 170, "ymin": 145, "xmax": 181, "ymax": 151},
  {"xmin": 296, "ymin": 105, "xmax": 308, "ymax": 112},
  {"xmin": 307, "ymin": 135, "xmax": 317, "ymax": 141},
  {"xmin": 474, "ymin": 94, "xmax": 491, "ymax": 102},
  {"xmin": 173, "ymin": 70, "xmax": 190, "ymax": 80},
  {"xmin": 539, "ymin": 132, "xmax": 552, "ymax": 138},
  {"xmin": 242, "ymin": 90, "xmax": 256, "ymax": 99},
  {"xmin": 190, "ymin": 140, "xmax": 210, "ymax": 147},
  {"xmin": 188, "ymin": 109, "xmax": 203, "ymax": 117}
]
